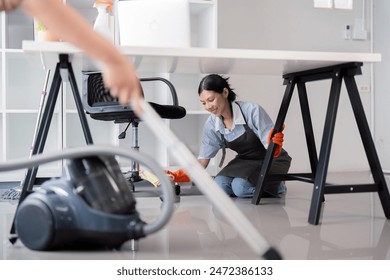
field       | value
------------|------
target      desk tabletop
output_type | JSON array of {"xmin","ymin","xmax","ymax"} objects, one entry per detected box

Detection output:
[{"xmin": 22, "ymin": 41, "xmax": 381, "ymax": 75}]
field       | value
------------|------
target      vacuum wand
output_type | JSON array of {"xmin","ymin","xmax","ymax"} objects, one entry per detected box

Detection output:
[{"xmin": 138, "ymin": 100, "xmax": 282, "ymax": 260}]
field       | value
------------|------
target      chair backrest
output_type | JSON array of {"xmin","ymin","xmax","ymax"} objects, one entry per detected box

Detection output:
[{"xmin": 82, "ymin": 71, "xmax": 186, "ymax": 123}]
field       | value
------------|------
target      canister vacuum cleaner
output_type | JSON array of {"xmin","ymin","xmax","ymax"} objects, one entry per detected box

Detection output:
[{"xmin": 0, "ymin": 146, "xmax": 175, "ymax": 251}]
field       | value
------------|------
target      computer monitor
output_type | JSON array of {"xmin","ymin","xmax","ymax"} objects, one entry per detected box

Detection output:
[{"xmin": 117, "ymin": 0, "xmax": 191, "ymax": 48}]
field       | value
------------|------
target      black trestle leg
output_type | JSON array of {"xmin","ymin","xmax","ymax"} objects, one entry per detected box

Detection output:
[{"xmin": 9, "ymin": 54, "xmax": 94, "ymax": 242}]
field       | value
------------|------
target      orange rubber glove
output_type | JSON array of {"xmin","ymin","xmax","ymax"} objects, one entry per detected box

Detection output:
[
  {"xmin": 164, "ymin": 169, "xmax": 191, "ymax": 183},
  {"xmin": 267, "ymin": 125, "xmax": 285, "ymax": 158}
]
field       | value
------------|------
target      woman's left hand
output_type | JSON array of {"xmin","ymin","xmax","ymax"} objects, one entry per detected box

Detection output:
[{"xmin": 267, "ymin": 125, "xmax": 285, "ymax": 157}]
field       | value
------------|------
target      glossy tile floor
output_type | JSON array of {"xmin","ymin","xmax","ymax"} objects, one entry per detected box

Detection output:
[{"xmin": 1, "ymin": 172, "xmax": 390, "ymax": 260}]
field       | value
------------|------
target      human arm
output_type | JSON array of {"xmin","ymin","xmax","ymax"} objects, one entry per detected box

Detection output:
[
  {"xmin": 241, "ymin": 102, "xmax": 284, "ymax": 157},
  {"xmin": 198, "ymin": 158, "xmax": 210, "ymax": 169},
  {"xmin": 0, "ymin": 0, "xmax": 22, "ymax": 11},
  {"xmin": 241, "ymin": 102, "xmax": 274, "ymax": 147},
  {"xmin": 19, "ymin": 0, "xmax": 142, "ymax": 109},
  {"xmin": 198, "ymin": 116, "xmax": 222, "ymax": 169}
]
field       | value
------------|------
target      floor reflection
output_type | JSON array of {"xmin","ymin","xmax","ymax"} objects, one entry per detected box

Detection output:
[{"xmin": 1, "ymin": 176, "xmax": 390, "ymax": 260}]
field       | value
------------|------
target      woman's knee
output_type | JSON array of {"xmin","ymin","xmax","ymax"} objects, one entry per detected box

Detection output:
[
  {"xmin": 231, "ymin": 178, "xmax": 255, "ymax": 198},
  {"xmin": 214, "ymin": 175, "xmax": 234, "ymax": 196}
]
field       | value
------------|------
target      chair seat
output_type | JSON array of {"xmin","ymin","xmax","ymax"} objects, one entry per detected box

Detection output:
[
  {"xmin": 89, "ymin": 102, "xmax": 186, "ymax": 123},
  {"xmin": 82, "ymin": 72, "xmax": 186, "ymax": 123}
]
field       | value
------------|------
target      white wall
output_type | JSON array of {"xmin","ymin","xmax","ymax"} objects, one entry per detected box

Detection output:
[
  {"xmin": 218, "ymin": 0, "xmax": 370, "ymax": 52},
  {"xmin": 373, "ymin": 0, "xmax": 390, "ymax": 171},
  {"xmin": 217, "ymin": 0, "xmax": 374, "ymax": 173}
]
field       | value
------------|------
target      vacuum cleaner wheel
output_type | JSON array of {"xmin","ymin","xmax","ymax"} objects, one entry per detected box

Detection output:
[{"xmin": 15, "ymin": 197, "xmax": 55, "ymax": 251}]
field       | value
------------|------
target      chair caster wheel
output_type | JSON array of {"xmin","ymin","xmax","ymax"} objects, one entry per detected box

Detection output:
[
  {"xmin": 159, "ymin": 183, "xmax": 181, "ymax": 203},
  {"xmin": 175, "ymin": 183, "xmax": 181, "ymax": 195}
]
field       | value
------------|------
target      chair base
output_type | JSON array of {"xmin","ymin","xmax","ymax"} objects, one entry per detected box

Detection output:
[{"xmin": 123, "ymin": 171, "xmax": 143, "ymax": 192}]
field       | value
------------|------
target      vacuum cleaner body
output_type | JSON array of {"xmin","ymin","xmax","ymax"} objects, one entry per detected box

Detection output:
[{"xmin": 15, "ymin": 156, "xmax": 145, "ymax": 251}]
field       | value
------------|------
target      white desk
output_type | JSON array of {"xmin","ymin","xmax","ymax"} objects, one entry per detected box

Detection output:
[
  {"xmin": 23, "ymin": 41, "xmax": 381, "ymax": 74},
  {"xmin": 20, "ymin": 41, "xmax": 390, "ymax": 226}
]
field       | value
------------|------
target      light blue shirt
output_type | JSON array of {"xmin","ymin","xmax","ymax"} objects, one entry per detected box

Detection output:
[{"xmin": 198, "ymin": 101, "xmax": 274, "ymax": 159}]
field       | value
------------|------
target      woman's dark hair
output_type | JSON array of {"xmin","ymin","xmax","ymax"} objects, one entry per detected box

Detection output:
[{"xmin": 198, "ymin": 74, "xmax": 237, "ymax": 102}]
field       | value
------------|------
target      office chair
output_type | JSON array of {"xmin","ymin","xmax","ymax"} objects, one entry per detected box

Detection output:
[{"xmin": 82, "ymin": 72, "xmax": 186, "ymax": 194}]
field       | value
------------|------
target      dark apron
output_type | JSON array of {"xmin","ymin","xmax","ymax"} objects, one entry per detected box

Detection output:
[{"xmin": 217, "ymin": 111, "xmax": 291, "ymax": 196}]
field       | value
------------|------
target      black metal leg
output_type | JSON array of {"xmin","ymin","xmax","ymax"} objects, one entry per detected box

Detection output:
[
  {"xmin": 344, "ymin": 75, "xmax": 390, "ymax": 218},
  {"xmin": 256, "ymin": 62, "xmax": 388, "ymax": 225},
  {"xmin": 9, "ymin": 54, "xmax": 94, "ymax": 240},
  {"xmin": 308, "ymin": 70, "xmax": 343, "ymax": 225},
  {"xmin": 297, "ymin": 82, "xmax": 318, "ymax": 175},
  {"xmin": 9, "ymin": 63, "xmax": 63, "ymax": 238},
  {"xmin": 64, "ymin": 56, "xmax": 93, "ymax": 144},
  {"xmin": 251, "ymin": 78, "xmax": 296, "ymax": 205},
  {"xmin": 19, "ymin": 63, "xmax": 63, "ymax": 199}
]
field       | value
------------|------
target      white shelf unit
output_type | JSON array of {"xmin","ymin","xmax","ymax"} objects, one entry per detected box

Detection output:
[
  {"xmin": 0, "ymin": 0, "xmax": 218, "ymax": 181},
  {"xmin": 1, "ymin": 9, "xmax": 60, "ymax": 181}
]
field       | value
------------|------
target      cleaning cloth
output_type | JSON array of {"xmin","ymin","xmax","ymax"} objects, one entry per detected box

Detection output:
[{"xmin": 164, "ymin": 169, "xmax": 191, "ymax": 183}]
